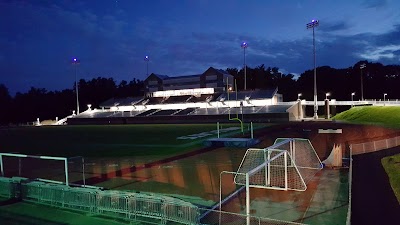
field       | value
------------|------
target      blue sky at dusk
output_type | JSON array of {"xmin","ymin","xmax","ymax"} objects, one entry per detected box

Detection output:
[{"xmin": 1, "ymin": 0, "xmax": 400, "ymax": 95}]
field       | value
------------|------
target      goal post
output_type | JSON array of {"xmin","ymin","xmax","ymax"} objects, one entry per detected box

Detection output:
[
  {"xmin": 234, "ymin": 138, "xmax": 322, "ymax": 191},
  {"xmin": 0, "ymin": 153, "xmax": 69, "ymax": 186},
  {"xmin": 235, "ymin": 148, "xmax": 307, "ymax": 191}
]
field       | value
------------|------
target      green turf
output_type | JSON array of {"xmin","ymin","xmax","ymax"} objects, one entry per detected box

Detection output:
[
  {"xmin": 0, "ymin": 123, "xmax": 265, "ymax": 157},
  {"xmin": 0, "ymin": 201, "xmax": 132, "ymax": 225},
  {"xmin": 332, "ymin": 106, "xmax": 400, "ymax": 128},
  {"xmin": 381, "ymin": 154, "xmax": 400, "ymax": 204}
]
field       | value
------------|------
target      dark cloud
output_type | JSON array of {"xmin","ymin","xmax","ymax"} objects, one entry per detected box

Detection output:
[
  {"xmin": 319, "ymin": 21, "xmax": 350, "ymax": 33},
  {"xmin": 362, "ymin": 0, "xmax": 388, "ymax": 8},
  {"xmin": 1, "ymin": 1, "xmax": 399, "ymax": 95}
]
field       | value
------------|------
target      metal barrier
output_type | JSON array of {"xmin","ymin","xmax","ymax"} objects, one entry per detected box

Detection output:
[
  {"xmin": 18, "ymin": 181, "xmax": 199, "ymax": 225},
  {"xmin": 0, "ymin": 177, "xmax": 18, "ymax": 198}
]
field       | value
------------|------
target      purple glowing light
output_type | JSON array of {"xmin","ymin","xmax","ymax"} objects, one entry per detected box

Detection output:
[{"xmin": 241, "ymin": 42, "xmax": 248, "ymax": 48}]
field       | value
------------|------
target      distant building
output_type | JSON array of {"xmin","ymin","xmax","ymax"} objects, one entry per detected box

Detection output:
[{"xmin": 144, "ymin": 67, "xmax": 234, "ymax": 94}]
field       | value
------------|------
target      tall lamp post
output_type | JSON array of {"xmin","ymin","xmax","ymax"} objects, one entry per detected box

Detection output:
[
  {"xmin": 72, "ymin": 58, "xmax": 80, "ymax": 114},
  {"xmin": 297, "ymin": 93, "xmax": 302, "ymax": 100},
  {"xmin": 384, "ymin": 93, "xmax": 387, "ymax": 106},
  {"xmin": 241, "ymin": 42, "xmax": 248, "ymax": 90},
  {"xmin": 144, "ymin": 55, "xmax": 149, "ymax": 76},
  {"xmin": 351, "ymin": 92, "xmax": 355, "ymax": 107},
  {"xmin": 307, "ymin": 19, "xmax": 319, "ymax": 119},
  {"xmin": 360, "ymin": 63, "xmax": 366, "ymax": 101}
]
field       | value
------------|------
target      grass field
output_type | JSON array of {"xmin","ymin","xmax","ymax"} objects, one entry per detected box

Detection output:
[
  {"xmin": 333, "ymin": 106, "xmax": 400, "ymax": 128},
  {"xmin": 0, "ymin": 123, "xmax": 261, "ymax": 157},
  {"xmin": 381, "ymin": 153, "xmax": 400, "ymax": 204}
]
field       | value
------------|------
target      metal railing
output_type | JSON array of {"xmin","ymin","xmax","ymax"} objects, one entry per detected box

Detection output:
[
  {"xmin": 0, "ymin": 179, "xmax": 199, "ymax": 225},
  {"xmin": 351, "ymin": 136, "xmax": 400, "ymax": 155}
]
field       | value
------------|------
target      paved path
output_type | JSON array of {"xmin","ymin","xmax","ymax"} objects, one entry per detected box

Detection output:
[{"xmin": 352, "ymin": 147, "xmax": 400, "ymax": 225}]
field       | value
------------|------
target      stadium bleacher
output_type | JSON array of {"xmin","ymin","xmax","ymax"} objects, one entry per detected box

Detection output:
[
  {"xmin": 68, "ymin": 87, "xmax": 297, "ymax": 124},
  {"xmin": 151, "ymin": 109, "xmax": 178, "ymax": 116},
  {"xmin": 173, "ymin": 108, "xmax": 198, "ymax": 115},
  {"xmin": 135, "ymin": 109, "xmax": 159, "ymax": 117}
]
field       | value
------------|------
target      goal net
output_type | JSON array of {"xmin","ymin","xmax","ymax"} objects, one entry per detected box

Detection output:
[
  {"xmin": 0, "ymin": 153, "xmax": 84, "ymax": 186},
  {"xmin": 234, "ymin": 138, "xmax": 322, "ymax": 191}
]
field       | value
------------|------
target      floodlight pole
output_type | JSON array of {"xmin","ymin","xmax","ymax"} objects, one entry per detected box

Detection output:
[
  {"xmin": 241, "ymin": 42, "xmax": 248, "ymax": 90},
  {"xmin": 360, "ymin": 63, "xmax": 366, "ymax": 101},
  {"xmin": 144, "ymin": 55, "xmax": 149, "ymax": 76},
  {"xmin": 307, "ymin": 19, "xmax": 319, "ymax": 119},
  {"xmin": 72, "ymin": 58, "xmax": 80, "ymax": 114}
]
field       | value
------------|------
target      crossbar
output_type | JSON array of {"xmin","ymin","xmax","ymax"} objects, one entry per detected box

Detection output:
[{"xmin": 0, "ymin": 153, "xmax": 69, "ymax": 186}]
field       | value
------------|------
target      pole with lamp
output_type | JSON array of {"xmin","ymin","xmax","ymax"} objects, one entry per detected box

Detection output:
[
  {"xmin": 307, "ymin": 19, "xmax": 319, "ymax": 119},
  {"xmin": 241, "ymin": 42, "xmax": 248, "ymax": 91},
  {"xmin": 360, "ymin": 63, "xmax": 366, "ymax": 101},
  {"xmin": 72, "ymin": 58, "xmax": 80, "ymax": 115},
  {"xmin": 351, "ymin": 92, "xmax": 355, "ymax": 107},
  {"xmin": 297, "ymin": 93, "xmax": 303, "ymax": 120},
  {"xmin": 144, "ymin": 55, "xmax": 149, "ymax": 76},
  {"xmin": 384, "ymin": 93, "xmax": 387, "ymax": 106},
  {"xmin": 325, "ymin": 92, "xmax": 330, "ymax": 119}
]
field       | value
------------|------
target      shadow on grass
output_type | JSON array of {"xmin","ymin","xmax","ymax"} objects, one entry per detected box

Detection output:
[{"xmin": 0, "ymin": 209, "xmax": 68, "ymax": 225}]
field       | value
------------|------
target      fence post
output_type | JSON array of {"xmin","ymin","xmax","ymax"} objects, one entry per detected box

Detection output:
[
  {"xmin": 246, "ymin": 173, "xmax": 250, "ymax": 225},
  {"xmin": 217, "ymin": 122, "xmax": 220, "ymax": 138},
  {"xmin": 0, "ymin": 154, "xmax": 3, "ymax": 177}
]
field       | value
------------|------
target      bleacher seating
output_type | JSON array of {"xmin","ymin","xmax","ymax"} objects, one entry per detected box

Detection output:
[
  {"xmin": 135, "ymin": 109, "xmax": 159, "ymax": 117},
  {"xmin": 191, "ymin": 108, "xmax": 228, "ymax": 115},
  {"xmin": 151, "ymin": 109, "xmax": 178, "ymax": 116},
  {"xmin": 108, "ymin": 111, "xmax": 143, "ymax": 117},
  {"xmin": 68, "ymin": 87, "xmax": 293, "ymax": 124},
  {"xmin": 146, "ymin": 97, "xmax": 164, "ymax": 105},
  {"xmin": 75, "ymin": 111, "xmax": 114, "ymax": 118},
  {"xmin": 163, "ymin": 95, "xmax": 191, "ymax": 104},
  {"xmin": 173, "ymin": 108, "xmax": 198, "ymax": 115}
]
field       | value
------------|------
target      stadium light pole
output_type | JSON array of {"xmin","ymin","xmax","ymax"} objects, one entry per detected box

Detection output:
[
  {"xmin": 144, "ymin": 55, "xmax": 149, "ymax": 76},
  {"xmin": 241, "ymin": 42, "xmax": 248, "ymax": 90},
  {"xmin": 307, "ymin": 19, "xmax": 319, "ymax": 119},
  {"xmin": 360, "ymin": 63, "xmax": 366, "ymax": 101},
  {"xmin": 72, "ymin": 58, "xmax": 80, "ymax": 114}
]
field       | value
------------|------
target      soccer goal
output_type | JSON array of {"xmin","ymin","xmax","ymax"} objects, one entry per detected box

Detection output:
[
  {"xmin": 0, "ymin": 153, "xmax": 85, "ymax": 186},
  {"xmin": 234, "ymin": 138, "xmax": 323, "ymax": 191}
]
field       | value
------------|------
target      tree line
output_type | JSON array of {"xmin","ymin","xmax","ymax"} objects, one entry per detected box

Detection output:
[{"xmin": 1, "ymin": 61, "xmax": 399, "ymax": 124}]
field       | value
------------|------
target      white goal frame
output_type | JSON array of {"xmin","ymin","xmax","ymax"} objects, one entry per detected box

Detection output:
[{"xmin": 0, "ymin": 153, "xmax": 69, "ymax": 186}]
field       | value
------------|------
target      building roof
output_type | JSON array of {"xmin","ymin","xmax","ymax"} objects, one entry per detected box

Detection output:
[{"xmin": 147, "ymin": 67, "xmax": 232, "ymax": 81}]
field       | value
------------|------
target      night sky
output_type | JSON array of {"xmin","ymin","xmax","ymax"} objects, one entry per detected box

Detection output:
[{"xmin": 1, "ymin": 0, "xmax": 400, "ymax": 95}]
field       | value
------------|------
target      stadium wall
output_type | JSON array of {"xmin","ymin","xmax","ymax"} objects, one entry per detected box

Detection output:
[{"xmin": 67, "ymin": 113, "xmax": 290, "ymax": 125}]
